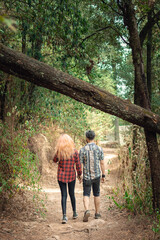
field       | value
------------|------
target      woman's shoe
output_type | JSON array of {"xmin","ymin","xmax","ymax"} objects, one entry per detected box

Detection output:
[
  {"xmin": 73, "ymin": 212, "xmax": 78, "ymax": 219},
  {"xmin": 62, "ymin": 215, "xmax": 68, "ymax": 224}
]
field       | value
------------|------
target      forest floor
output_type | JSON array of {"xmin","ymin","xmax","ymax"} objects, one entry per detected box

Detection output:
[{"xmin": 0, "ymin": 148, "xmax": 158, "ymax": 240}]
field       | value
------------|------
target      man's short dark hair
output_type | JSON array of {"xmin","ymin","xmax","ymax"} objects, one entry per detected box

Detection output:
[{"xmin": 86, "ymin": 130, "xmax": 95, "ymax": 140}]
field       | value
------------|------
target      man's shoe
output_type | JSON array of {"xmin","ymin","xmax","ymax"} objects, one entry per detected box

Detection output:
[
  {"xmin": 73, "ymin": 212, "xmax": 78, "ymax": 219},
  {"xmin": 95, "ymin": 213, "xmax": 101, "ymax": 219},
  {"xmin": 83, "ymin": 210, "xmax": 90, "ymax": 222},
  {"xmin": 62, "ymin": 215, "xmax": 68, "ymax": 224}
]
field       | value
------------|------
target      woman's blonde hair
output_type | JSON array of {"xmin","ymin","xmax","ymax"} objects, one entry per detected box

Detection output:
[{"xmin": 55, "ymin": 134, "xmax": 75, "ymax": 160}]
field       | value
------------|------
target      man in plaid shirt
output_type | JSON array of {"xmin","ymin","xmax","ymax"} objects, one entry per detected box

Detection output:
[{"xmin": 79, "ymin": 130, "xmax": 105, "ymax": 222}]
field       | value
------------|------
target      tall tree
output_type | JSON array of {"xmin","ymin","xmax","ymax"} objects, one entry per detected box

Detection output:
[{"xmin": 117, "ymin": 0, "xmax": 160, "ymax": 209}]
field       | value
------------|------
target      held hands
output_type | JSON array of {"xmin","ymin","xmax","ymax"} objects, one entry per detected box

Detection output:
[
  {"xmin": 77, "ymin": 175, "xmax": 105, "ymax": 183},
  {"xmin": 78, "ymin": 175, "xmax": 82, "ymax": 184}
]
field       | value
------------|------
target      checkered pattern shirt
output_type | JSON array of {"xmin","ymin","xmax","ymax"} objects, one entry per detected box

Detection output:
[
  {"xmin": 53, "ymin": 149, "xmax": 82, "ymax": 183},
  {"xmin": 79, "ymin": 142, "xmax": 104, "ymax": 180}
]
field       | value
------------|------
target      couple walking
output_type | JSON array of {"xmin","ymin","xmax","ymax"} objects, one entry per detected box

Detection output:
[{"xmin": 53, "ymin": 130, "xmax": 105, "ymax": 224}]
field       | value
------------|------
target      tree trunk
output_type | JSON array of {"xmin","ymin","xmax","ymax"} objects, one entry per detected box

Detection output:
[
  {"xmin": 121, "ymin": 0, "xmax": 160, "ymax": 210},
  {"xmin": 112, "ymin": 62, "xmax": 120, "ymax": 144},
  {"xmin": 147, "ymin": 10, "xmax": 152, "ymax": 102},
  {"xmin": 114, "ymin": 117, "xmax": 120, "ymax": 144},
  {"xmin": 22, "ymin": 20, "xmax": 27, "ymax": 54},
  {"xmin": 0, "ymin": 79, "xmax": 8, "ymax": 121},
  {"xmin": 144, "ymin": 129, "xmax": 160, "ymax": 209},
  {"xmin": 0, "ymin": 43, "xmax": 160, "ymax": 133}
]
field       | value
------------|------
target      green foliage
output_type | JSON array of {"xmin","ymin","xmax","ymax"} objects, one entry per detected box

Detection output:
[
  {"xmin": 111, "ymin": 196, "xmax": 124, "ymax": 210},
  {"xmin": 152, "ymin": 210, "xmax": 160, "ymax": 234},
  {"xmin": 0, "ymin": 16, "xmax": 17, "ymax": 32},
  {"xmin": 0, "ymin": 123, "xmax": 41, "ymax": 205},
  {"xmin": 152, "ymin": 42, "xmax": 160, "ymax": 115},
  {"xmin": 123, "ymin": 190, "xmax": 135, "ymax": 212},
  {"xmin": 49, "ymin": 93, "xmax": 90, "ymax": 141}
]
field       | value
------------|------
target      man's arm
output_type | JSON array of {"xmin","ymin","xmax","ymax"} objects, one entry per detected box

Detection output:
[{"xmin": 100, "ymin": 159, "xmax": 105, "ymax": 183}]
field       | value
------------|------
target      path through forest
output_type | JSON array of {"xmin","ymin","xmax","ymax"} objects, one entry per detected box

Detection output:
[{"xmin": 0, "ymin": 148, "xmax": 155, "ymax": 240}]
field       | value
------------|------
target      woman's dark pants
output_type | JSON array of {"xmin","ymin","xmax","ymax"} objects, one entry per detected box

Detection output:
[{"xmin": 58, "ymin": 180, "xmax": 76, "ymax": 215}]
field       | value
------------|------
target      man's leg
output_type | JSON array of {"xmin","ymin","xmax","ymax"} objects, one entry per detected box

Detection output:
[
  {"xmin": 83, "ymin": 179, "xmax": 91, "ymax": 222},
  {"xmin": 94, "ymin": 196, "xmax": 100, "ymax": 214},
  {"xmin": 83, "ymin": 196, "xmax": 90, "ymax": 211},
  {"xmin": 92, "ymin": 177, "xmax": 101, "ymax": 218}
]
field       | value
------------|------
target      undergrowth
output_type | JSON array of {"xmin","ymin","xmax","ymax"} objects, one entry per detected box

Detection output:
[
  {"xmin": 0, "ymin": 122, "xmax": 46, "ymax": 216},
  {"xmin": 112, "ymin": 126, "xmax": 160, "ymax": 235},
  {"xmin": 112, "ymin": 126, "xmax": 153, "ymax": 215}
]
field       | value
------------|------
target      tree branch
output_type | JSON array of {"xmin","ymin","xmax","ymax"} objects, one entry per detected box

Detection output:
[
  {"xmin": 80, "ymin": 26, "xmax": 111, "ymax": 45},
  {"xmin": 140, "ymin": 10, "xmax": 160, "ymax": 46},
  {"xmin": 80, "ymin": 26, "xmax": 129, "ymax": 46},
  {"xmin": 101, "ymin": 0, "xmax": 123, "ymax": 16},
  {"xmin": 117, "ymin": 0, "xmax": 125, "ymax": 13}
]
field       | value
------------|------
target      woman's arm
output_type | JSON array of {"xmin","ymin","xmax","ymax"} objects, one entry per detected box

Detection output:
[{"xmin": 74, "ymin": 150, "xmax": 82, "ymax": 177}]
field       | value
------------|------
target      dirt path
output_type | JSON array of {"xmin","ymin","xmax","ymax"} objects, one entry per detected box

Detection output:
[{"xmin": 0, "ymin": 148, "xmax": 155, "ymax": 240}]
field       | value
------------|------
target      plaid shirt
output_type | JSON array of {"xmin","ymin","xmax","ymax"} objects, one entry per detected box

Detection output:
[
  {"xmin": 79, "ymin": 142, "xmax": 104, "ymax": 180},
  {"xmin": 53, "ymin": 149, "xmax": 82, "ymax": 183}
]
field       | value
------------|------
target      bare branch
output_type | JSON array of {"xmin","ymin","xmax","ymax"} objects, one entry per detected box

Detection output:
[
  {"xmin": 80, "ymin": 26, "xmax": 111, "ymax": 45},
  {"xmin": 80, "ymin": 25, "xmax": 129, "ymax": 46}
]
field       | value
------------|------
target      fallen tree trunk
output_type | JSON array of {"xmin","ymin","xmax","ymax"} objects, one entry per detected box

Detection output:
[{"xmin": 0, "ymin": 43, "xmax": 160, "ymax": 133}]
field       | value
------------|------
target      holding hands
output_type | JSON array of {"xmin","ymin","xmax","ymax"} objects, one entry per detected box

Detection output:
[{"xmin": 78, "ymin": 175, "xmax": 82, "ymax": 184}]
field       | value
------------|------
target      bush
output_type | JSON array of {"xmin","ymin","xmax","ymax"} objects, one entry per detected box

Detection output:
[
  {"xmin": 112, "ymin": 126, "xmax": 153, "ymax": 215},
  {"xmin": 0, "ymin": 124, "xmax": 41, "ymax": 211}
]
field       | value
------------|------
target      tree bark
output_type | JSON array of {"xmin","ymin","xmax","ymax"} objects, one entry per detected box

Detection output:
[
  {"xmin": 0, "ymin": 79, "xmax": 8, "ymax": 121},
  {"xmin": 22, "ymin": 20, "xmax": 27, "ymax": 54},
  {"xmin": 147, "ymin": 10, "xmax": 152, "ymax": 102},
  {"xmin": 144, "ymin": 129, "xmax": 160, "ymax": 209},
  {"xmin": 114, "ymin": 117, "xmax": 120, "ymax": 144},
  {"xmin": 0, "ymin": 43, "xmax": 160, "ymax": 133}
]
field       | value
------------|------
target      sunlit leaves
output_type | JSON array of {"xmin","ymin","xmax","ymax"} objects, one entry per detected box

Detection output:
[{"xmin": 0, "ymin": 16, "xmax": 17, "ymax": 32}]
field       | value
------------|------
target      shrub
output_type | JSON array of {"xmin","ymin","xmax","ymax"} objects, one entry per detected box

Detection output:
[
  {"xmin": 113, "ymin": 126, "xmax": 153, "ymax": 215},
  {"xmin": 0, "ymin": 123, "xmax": 41, "ymax": 211}
]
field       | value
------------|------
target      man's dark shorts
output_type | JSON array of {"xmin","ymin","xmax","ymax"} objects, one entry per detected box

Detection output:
[{"xmin": 83, "ymin": 177, "xmax": 100, "ymax": 197}]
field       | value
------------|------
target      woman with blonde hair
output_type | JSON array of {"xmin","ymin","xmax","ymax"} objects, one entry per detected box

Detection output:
[{"xmin": 53, "ymin": 134, "xmax": 82, "ymax": 224}]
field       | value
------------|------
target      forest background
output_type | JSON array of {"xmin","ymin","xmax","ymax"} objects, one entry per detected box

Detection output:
[{"xmin": 0, "ymin": 0, "xmax": 160, "ymax": 231}]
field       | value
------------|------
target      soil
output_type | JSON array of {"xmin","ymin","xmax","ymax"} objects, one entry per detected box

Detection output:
[{"xmin": 0, "ymin": 148, "xmax": 157, "ymax": 240}]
